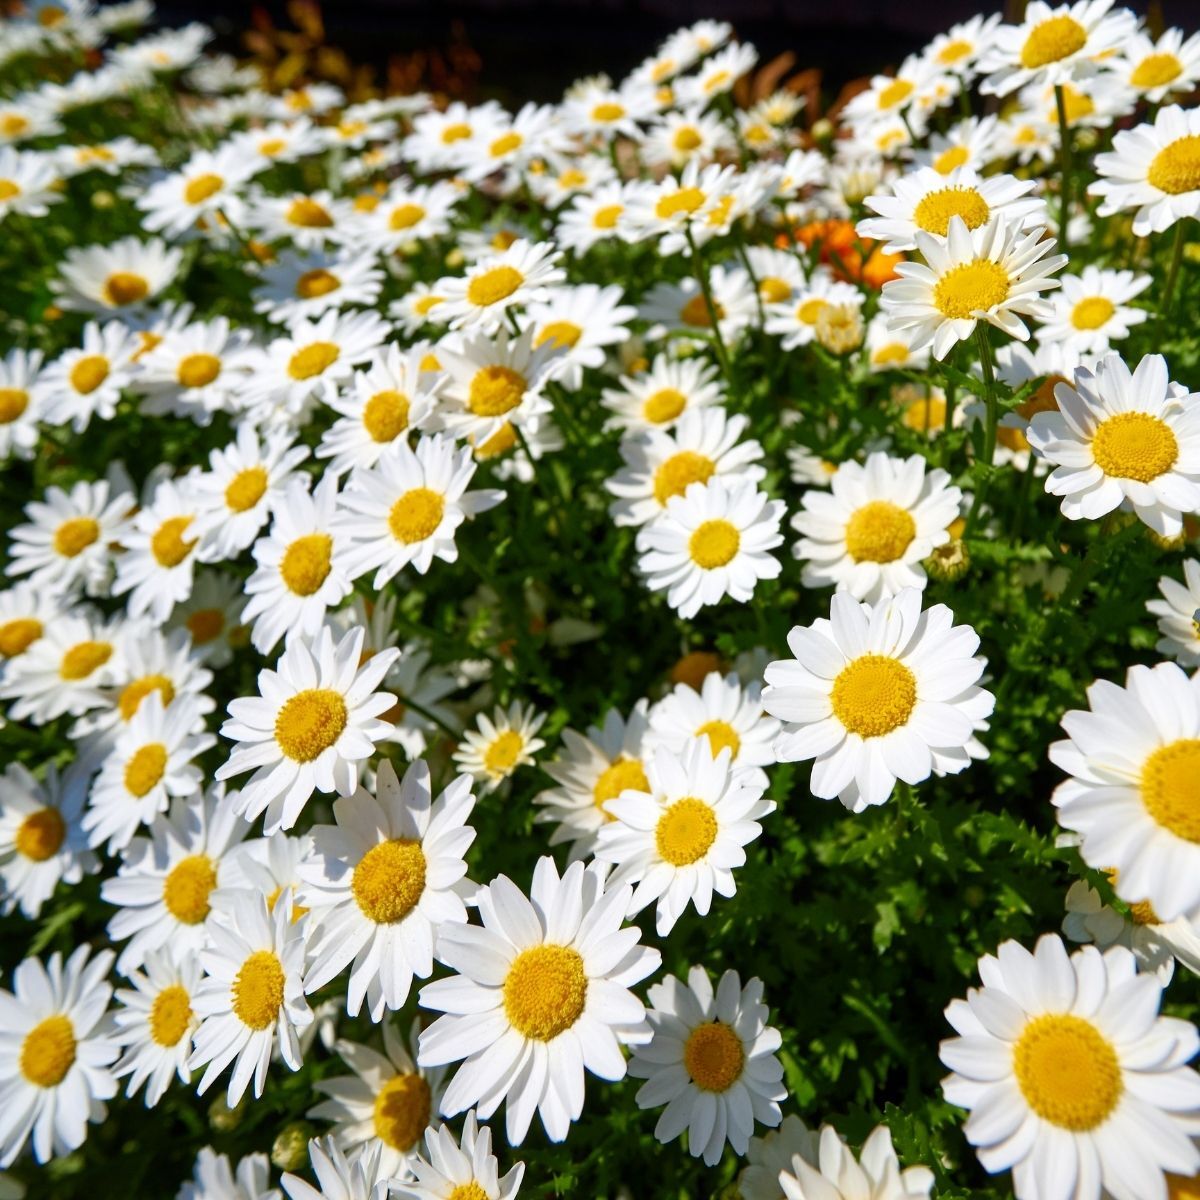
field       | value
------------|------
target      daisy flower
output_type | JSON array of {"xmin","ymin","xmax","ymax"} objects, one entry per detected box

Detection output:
[
  {"xmin": 627, "ymin": 965, "xmax": 786, "ymax": 1167},
  {"xmin": 417, "ymin": 856, "xmax": 661, "ymax": 1144},
  {"xmin": 436, "ymin": 240, "xmax": 565, "ymax": 332},
  {"xmin": 169, "ymin": 569, "xmax": 246, "ymax": 668},
  {"xmin": 914, "ymin": 115, "xmax": 1002, "ymax": 176},
  {"xmin": 298, "ymin": 758, "xmax": 476, "ymax": 1019},
  {"xmin": 308, "ymin": 1019, "xmax": 446, "ymax": 1179},
  {"xmin": 252, "ymin": 251, "xmax": 384, "ymax": 326},
  {"xmin": 84, "ymin": 692, "xmax": 213, "ymax": 853},
  {"xmin": 392, "ymin": 1111, "xmax": 525, "ymax": 1200},
  {"xmin": 112, "ymin": 949, "xmax": 202, "ymax": 1106},
  {"xmin": 642, "ymin": 107, "xmax": 735, "ymax": 170},
  {"xmin": 1026, "ymin": 352, "xmax": 1200, "ymax": 537},
  {"xmin": 136, "ymin": 316, "xmax": 257, "ymax": 424},
  {"xmin": 922, "ymin": 14, "xmax": 1003, "ymax": 78},
  {"xmin": 362, "ymin": 180, "xmax": 461, "ymax": 252},
  {"xmin": 639, "ymin": 267, "xmax": 758, "ymax": 343},
  {"xmin": 281, "ymin": 1138, "xmax": 391, "ymax": 1200},
  {"xmin": 0, "ymin": 761, "xmax": 94, "ymax": 919},
  {"xmin": 636, "ymin": 478, "xmax": 785, "ymax": 619},
  {"xmin": 316, "ymin": 344, "xmax": 444, "ymax": 477},
  {"xmin": 561, "ymin": 80, "xmax": 657, "ymax": 140},
  {"xmin": 523, "ymin": 284, "xmax": 637, "ymax": 391},
  {"xmin": 40, "ymin": 319, "xmax": 139, "ymax": 432},
  {"xmin": 676, "ymin": 40, "xmax": 758, "ymax": 106},
  {"xmin": 0, "ymin": 146, "xmax": 61, "ymax": 221},
  {"xmin": 864, "ymin": 315, "xmax": 930, "ymax": 374},
  {"xmin": 1050, "ymin": 659, "xmax": 1200, "ymax": 924},
  {"xmin": 739, "ymin": 1116, "xmax": 821, "ymax": 1200},
  {"xmin": 191, "ymin": 425, "xmax": 309, "ymax": 561},
  {"xmin": 1036, "ymin": 266, "xmax": 1151, "ymax": 355},
  {"xmin": 1147, "ymin": 559, "xmax": 1200, "ymax": 666},
  {"xmin": 557, "ymin": 182, "xmax": 634, "ymax": 254},
  {"xmin": 101, "ymin": 787, "xmax": 251, "ymax": 975},
  {"xmin": 764, "ymin": 273, "xmax": 863, "ymax": 351},
  {"xmin": 6, "ymin": 477, "xmax": 131, "ymax": 598},
  {"xmin": 247, "ymin": 189, "xmax": 357, "ymax": 252},
  {"xmin": 53, "ymin": 235, "xmax": 182, "ymax": 315},
  {"xmin": 451, "ymin": 701, "xmax": 546, "ymax": 793},
  {"xmin": 0, "ymin": 945, "xmax": 119, "ymax": 1168},
  {"xmin": 779, "ymin": 1124, "xmax": 934, "ymax": 1200},
  {"xmin": 241, "ymin": 473, "xmax": 353, "ymax": 655},
  {"xmin": 601, "ymin": 354, "xmax": 725, "ymax": 434},
  {"xmin": 189, "ymin": 888, "xmax": 313, "ymax": 1105},
  {"xmin": 607, "ymin": 407, "xmax": 766, "ymax": 528},
  {"xmin": 177, "ymin": 1147, "xmax": 280, "ymax": 1200},
  {"xmin": 534, "ymin": 701, "xmax": 653, "ymax": 860},
  {"xmin": 763, "ymin": 589, "xmax": 995, "ymax": 812},
  {"xmin": 842, "ymin": 55, "xmax": 940, "ymax": 133},
  {"xmin": 594, "ymin": 737, "xmax": 773, "ymax": 934},
  {"xmin": 940, "ymin": 933, "xmax": 1200, "ymax": 1200},
  {"xmin": 858, "ymin": 166, "xmax": 1045, "ymax": 254},
  {"xmin": 1109, "ymin": 27, "xmax": 1200, "ymax": 103},
  {"xmin": 0, "ymin": 346, "xmax": 47, "ymax": 461},
  {"xmin": 216, "ymin": 624, "xmax": 399, "ymax": 834},
  {"xmin": 880, "ymin": 215, "xmax": 1066, "ymax": 360},
  {"xmin": 335, "ymin": 434, "xmax": 506, "ymax": 587},
  {"xmin": 792, "ymin": 451, "xmax": 963, "ymax": 602},
  {"xmin": 1091, "ymin": 105, "xmax": 1200, "ymax": 236}
]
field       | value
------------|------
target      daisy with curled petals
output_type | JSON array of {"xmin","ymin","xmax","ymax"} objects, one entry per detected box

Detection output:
[
  {"xmin": 281, "ymin": 1138, "xmax": 390, "ymax": 1200},
  {"xmin": 101, "ymin": 787, "xmax": 251, "ymax": 975},
  {"xmin": 779, "ymin": 1124, "xmax": 934, "ymax": 1200},
  {"xmin": 418, "ymin": 856, "xmax": 661, "ymax": 1145},
  {"xmin": 451, "ymin": 701, "xmax": 546, "ymax": 793},
  {"xmin": 190, "ymin": 888, "xmax": 312, "ymax": 1105},
  {"xmin": 0, "ymin": 346, "xmax": 47, "ymax": 461},
  {"xmin": 335, "ymin": 435, "xmax": 506, "ymax": 587},
  {"xmin": 1026, "ymin": 352, "xmax": 1200, "ymax": 537},
  {"xmin": 1050, "ymin": 659, "xmax": 1200, "ymax": 925},
  {"xmin": 298, "ymin": 758, "xmax": 476, "ymax": 1020},
  {"xmin": 216, "ymin": 624, "xmax": 399, "ymax": 835},
  {"xmin": 636, "ymin": 478, "xmax": 785, "ymax": 620},
  {"xmin": 1036, "ymin": 266, "xmax": 1150, "ymax": 355},
  {"xmin": 242, "ymin": 473, "xmax": 353, "ymax": 655},
  {"xmin": 308, "ymin": 1019, "xmax": 446, "ymax": 1179},
  {"xmin": 41, "ymin": 319, "xmax": 139, "ymax": 432},
  {"xmin": 84, "ymin": 693, "xmax": 213, "ymax": 853},
  {"xmin": 191, "ymin": 426, "xmax": 309, "ymax": 562},
  {"xmin": 792, "ymin": 451, "xmax": 963, "ymax": 603},
  {"xmin": 607, "ymin": 407, "xmax": 766, "ymax": 528},
  {"xmin": 177, "ymin": 1147, "xmax": 280, "ymax": 1200},
  {"xmin": 601, "ymin": 354, "xmax": 725, "ymax": 435},
  {"xmin": 534, "ymin": 700, "xmax": 653, "ymax": 860},
  {"xmin": 914, "ymin": 115, "xmax": 1002, "ymax": 176},
  {"xmin": 393, "ymin": 1111, "xmax": 525, "ymax": 1200},
  {"xmin": 857, "ymin": 166, "xmax": 1045, "ymax": 254},
  {"xmin": 628, "ymin": 965, "xmax": 785, "ymax": 1167},
  {"xmin": 0, "ymin": 945, "xmax": 119, "ymax": 1168},
  {"xmin": 976, "ymin": 0, "xmax": 1136, "ymax": 97},
  {"xmin": 940, "ymin": 934, "xmax": 1200, "ymax": 1200},
  {"xmin": 593, "ymin": 737, "xmax": 774, "ymax": 935},
  {"xmin": 763, "ymin": 590, "xmax": 994, "ymax": 812},
  {"xmin": 111, "ymin": 949, "xmax": 201, "ymax": 1107},
  {"xmin": 436, "ymin": 239, "xmax": 565, "ymax": 332},
  {"xmin": 0, "ymin": 761, "xmax": 94, "ymax": 919},
  {"xmin": 1147, "ymin": 559, "xmax": 1200, "ymax": 667},
  {"xmin": 6, "ymin": 477, "xmax": 131, "ymax": 598},
  {"xmin": 1091, "ymin": 105, "xmax": 1200, "ymax": 237},
  {"xmin": 53, "ymin": 235, "xmax": 182, "ymax": 315},
  {"xmin": 880, "ymin": 216, "xmax": 1066, "ymax": 360},
  {"xmin": 136, "ymin": 316, "xmax": 257, "ymax": 424},
  {"xmin": 252, "ymin": 251, "xmax": 384, "ymax": 326}
]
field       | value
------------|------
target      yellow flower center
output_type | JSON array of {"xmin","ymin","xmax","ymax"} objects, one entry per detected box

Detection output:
[
  {"xmin": 413, "ymin": 295, "xmax": 443, "ymax": 318},
  {"xmin": 683, "ymin": 1021, "xmax": 745, "ymax": 1092},
  {"xmin": 466, "ymin": 265, "xmax": 525, "ymax": 308},
  {"xmin": 654, "ymin": 450, "xmax": 716, "ymax": 505},
  {"xmin": 831, "ymin": 654, "xmax": 918, "ymax": 738},
  {"xmin": 688, "ymin": 518, "xmax": 740, "ymax": 569},
  {"xmin": 15, "ymin": 807, "xmax": 65, "ymax": 861},
  {"xmin": 1020, "ymin": 15, "xmax": 1088, "ymax": 69},
  {"xmin": 286, "ymin": 197, "xmax": 334, "ymax": 227},
  {"xmin": 352, "ymin": 838, "xmax": 427, "ymax": 923},
  {"xmin": 59, "ymin": 640, "xmax": 112, "ymax": 680},
  {"xmin": 655, "ymin": 796, "xmax": 718, "ymax": 865},
  {"xmin": 118, "ymin": 673, "xmax": 175, "ymax": 721},
  {"xmin": 1057, "ymin": 85, "xmax": 1095, "ymax": 125},
  {"xmin": 220, "ymin": 465, "xmax": 267, "ymax": 513},
  {"xmin": 448, "ymin": 1185, "xmax": 488, "ymax": 1200},
  {"xmin": 388, "ymin": 487, "xmax": 445, "ymax": 543},
  {"xmin": 162, "ymin": 854, "xmax": 217, "ymax": 924},
  {"xmin": 468, "ymin": 364, "xmax": 526, "ymax": 416},
  {"xmin": 759, "ymin": 276, "xmax": 792, "ymax": 304},
  {"xmin": 0, "ymin": 114, "xmax": 29, "ymax": 137},
  {"xmin": 274, "ymin": 688, "xmax": 348, "ymax": 762},
  {"xmin": 912, "ymin": 186, "xmax": 990, "ymax": 237},
  {"xmin": 151, "ymin": 515, "xmax": 197, "ymax": 568},
  {"xmin": 593, "ymin": 757, "xmax": 649, "ymax": 815},
  {"xmin": 1140, "ymin": 738, "xmax": 1200, "ymax": 842},
  {"xmin": 877, "ymin": 78, "xmax": 914, "ymax": 109},
  {"xmin": 20, "ymin": 1015, "xmax": 76, "ymax": 1087},
  {"xmin": 1091, "ymin": 411, "xmax": 1178, "ymax": 482},
  {"xmin": 844, "ymin": 500, "xmax": 917, "ymax": 563},
  {"xmin": 38, "ymin": 5, "xmax": 67, "ymax": 26},
  {"xmin": 643, "ymin": 388, "xmax": 687, "ymax": 424},
  {"xmin": 593, "ymin": 204, "xmax": 623, "ymax": 229},
  {"xmin": 696, "ymin": 719, "xmax": 741, "ymax": 759},
  {"xmin": 186, "ymin": 608, "xmax": 224, "ymax": 645},
  {"xmin": 287, "ymin": 341, "xmax": 340, "ymax": 381},
  {"xmin": 933, "ymin": 259, "xmax": 1010, "ymax": 319},
  {"xmin": 933, "ymin": 145, "xmax": 970, "ymax": 174},
  {"xmin": 535, "ymin": 320, "xmax": 583, "ymax": 350},
  {"xmin": 388, "ymin": 202, "xmax": 426, "ymax": 231},
  {"xmin": 474, "ymin": 422, "xmax": 518, "ymax": 460},
  {"xmin": 1167, "ymin": 1173, "xmax": 1200, "ymax": 1200},
  {"xmin": 655, "ymin": 186, "xmax": 707, "ymax": 220},
  {"xmin": 1131, "ymin": 53, "xmax": 1183, "ymax": 89},
  {"xmin": 1013, "ymin": 1014, "xmax": 1122, "ymax": 1130},
  {"xmin": 680, "ymin": 294, "xmax": 723, "ymax": 327},
  {"xmin": 441, "ymin": 123, "xmax": 472, "ymax": 144},
  {"xmin": 674, "ymin": 127, "xmax": 703, "ymax": 152},
  {"xmin": 149, "ymin": 985, "xmax": 194, "ymax": 1047},
  {"xmin": 503, "ymin": 944, "xmax": 587, "ymax": 1040},
  {"xmin": 176, "ymin": 352, "xmax": 221, "ymax": 389},
  {"xmin": 797, "ymin": 298, "xmax": 828, "ymax": 325},
  {"xmin": 558, "ymin": 168, "xmax": 587, "ymax": 188},
  {"xmin": 877, "ymin": 343, "xmax": 914, "ymax": 367},
  {"xmin": 70, "ymin": 354, "xmax": 110, "ymax": 395},
  {"xmin": 258, "ymin": 138, "xmax": 287, "ymax": 156},
  {"xmin": 134, "ymin": 331, "xmax": 162, "ymax": 360},
  {"xmin": 373, "ymin": 1073, "xmax": 432, "ymax": 1150},
  {"xmin": 1129, "ymin": 897, "xmax": 1160, "ymax": 926},
  {"xmin": 489, "ymin": 131, "xmax": 523, "ymax": 157},
  {"xmin": 54, "ymin": 516, "xmax": 100, "ymax": 558},
  {"xmin": 280, "ymin": 533, "xmax": 333, "ymax": 596},
  {"xmin": 483, "ymin": 729, "xmax": 525, "ymax": 776},
  {"xmin": 936, "ymin": 38, "xmax": 973, "ymax": 64},
  {"xmin": 294, "ymin": 268, "xmax": 341, "ymax": 299},
  {"xmin": 232, "ymin": 950, "xmax": 285, "ymax": 1031},
  {"xmin": 184, "ymin": 173, "xmax": 224, "ymax": 205},
  {"xmin": 124, "ymin": 742, "xmax": 168, "ymax": 798},
  {"xmin": 0, "ymin": 386, "xmax": 29, "ymax": 422},
  {"xmin": 0, "ymin": 617, "xmax": 41, "ymax": 657},
  {"xmin": 362, "ymin": 390, "xmax": 410, "ymax": 442},
  {"xmin": 102, "ymin": 272, "xmax": 149, "ymax": 307},
  {"xmin": 1148, "ymin": 136, "xmax": 1200, "ymax": 195},
  {"xmin": 1070, "ymin": 296, "xmax": 1115, "ymax": 330}
]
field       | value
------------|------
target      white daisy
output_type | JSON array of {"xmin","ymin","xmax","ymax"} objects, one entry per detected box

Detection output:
[
  {"xmin": 40, "ymin": 319, "xmax": 139, "ymax": 432},
  {"xmin": 522, "ymin": 283, "xmax": 637, "ymax": 391},
  {"xmin": 557, "ymin": 182, "xmax": 634, "ymax": 255},
  {"xmin": 392, "ymin": 1111, "xmax": 524, "ymax": 1200},
  {"xmin": 451, "ymin": 701, "xmax": 546, "ymax": 793},
  {"xmin": 0, "ymin": 346, "xmax": 47, "ymax": 461},
  {"xmin": 361, "ymin": 180, "xmax": 461, "ymax": 252},
  {"xmin": 246, "ymin": 189, "xmax": 357, "ymax": 252},
  {"xmin": 53, "ymin": 235, "xmax": 182, "ymax": 315},
  {"xmin": 601, "ymin": 354, "xmax": 725, "ymax": 434},
  {"xmin": 436, "ymin": 240, "xmax": 565, "ymax": 332},
  {"xmin": 779, "ymin": 1124, "xmax": 934, "ymax": 1200},
  {"xmin": 176, "ymin": 1147, "xmax": 280, "ymax": 1200},
  {"xmin": 1037, "ymin": 266, "xmax": 1151, "ymax": 355},
  {"xmin": 1110, "ymin": 27, "xmax": 1200, "ymax": 103},
  {"xmin": 764, "ymin": 273, "xmax": 863, "ymax": 352},
  {"xmin": 168, "ymin": 569, "xmax": 246, "ymax": 668},
  {"xmin": 253, "ymin": 250, "xmax": 384, "ymax": 326},
  {"xmin": 0, "ymin": 146, "xmax": 60, "ymax": 221},
  {"xmin": 136, "ymin": 316, "xmax": 257, "ymax": 424},
  {"xmin": 281, "ymin": 1138, "xmax": 391, "ymax": 1200},
  {"xmin": 739, "ymin": 1115, "xmax": 821, "ymax": 1200},
  {"xmin": 1147, "ymin": 558, "xmax": 1200, "ymax": 666},
  {"xmin": 638, "ymin": 266, "xmax": 758, "ymax": 343}
]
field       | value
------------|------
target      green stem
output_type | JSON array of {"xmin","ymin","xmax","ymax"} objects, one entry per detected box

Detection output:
[
  {"xmin": 963, "ymin": 324, "xmax": 999, "ymax": 537},
  {"xmin": 1054, "ymin": 85, "xmax": 1073, "ymax": 258},
  {"xmin": 1160, "ymin": 219, "xmax": 1187, "ymax": 319},
  {"xmin": 684, "ymin": 224, "xmax": 734, "ymax": 384},
  {"xmin": 734, "ymin": 233, "xmax": 766, "ymax": 329}
]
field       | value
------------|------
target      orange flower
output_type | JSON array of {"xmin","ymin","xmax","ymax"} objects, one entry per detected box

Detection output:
[{"xmin": 788, "ymin": 219, "xmax": 905, "ymax": 289}]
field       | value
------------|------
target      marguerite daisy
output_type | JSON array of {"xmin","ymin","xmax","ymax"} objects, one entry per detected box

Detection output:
[
  {"xmin": 392, "ymin": 1111, "xmax": 524, "ymax": 1200},
  {"xmin": 451, "ymin": 701, "xmax": 546, "ymax": 793},
  {"xmin": 1147, "ymin": 559, "xmax": 1200, "ymax": 666},
  {"xmin": 436, "ymin": 240, "xmax": 565, "ymax": 332},
  {"xmin": 1036, "ymin": 266, "xmax": 1150, "ymax": 355}
]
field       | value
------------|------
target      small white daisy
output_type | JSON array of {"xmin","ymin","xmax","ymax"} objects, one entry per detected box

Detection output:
[
  {"xmin": 1147, "ymin": 558, "xmax": 1200, "ymax": 666},
  {"xmin": 253, "ymin": 250, "xmax": 384, "ymax": 326},
  {"xmin": 451, "ymin": 701, "xmax": 546, "ymax": 793},
  {"xmin": 436, "ymin": 239, "xmax": 565, "ymax": 332},
  {"xmin": 0, "ymin": 346, "xmax": 47, "ymax": 461},
  {"xmin": 176, "ymin": 1147, "xmax": 280, "ymax": 1200},
  {"xmin": 779, "ymin": 1124, "xmax": 934, "ymax": 1200},
  {"xmin": 1036, "ymin": 266, "xmax": 1151, "ymax": 355},
  {"xmin": 53, "ymin": 235, "xmax": 182, "ymax": 315},
  {"xmin": 136, "ymin": 316, "xmax": 257, "ymax": 424},
  {"xmin": 41, "ymin": 319, "xmax": 139, "ymax": 432},
  {"xmin": 392, "ymin": 1110, "xmax": 524, "ymax": 1200},
  {"xmin": 601, "ymin": 354, "xmax": 725, "ymax": 435},
  {"xmin": 281, "ymin": 1137, "xmax": 391, "ymax": 1200}
]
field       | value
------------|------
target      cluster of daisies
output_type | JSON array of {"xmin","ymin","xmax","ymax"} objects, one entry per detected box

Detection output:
[{"xmin": 2, "ymin": 0, "xmax": 1200, "ymax": 1198}]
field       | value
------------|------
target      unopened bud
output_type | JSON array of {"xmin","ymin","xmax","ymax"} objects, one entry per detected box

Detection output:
[
  {"xmin": 271, "ymin": 1122, "xmax": 315, "ymax": 1172},
  {"xmin": 925, "ymin": 538, "xmax": 970, "ymax": 582},
  {"xmin": 811, "ymin": 117, "xmax": 834, "ymax": 142},
  {"xmin": 814, "ymin": 302, "xmax": 864, "ymax": 354},
  {"xmin": 208, "ymin": 1092, "xmax": 247, "ymax": 1132},
  {"xmin": 91, "ymin": 189, "xmax": 115, "ymax": 209}
]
